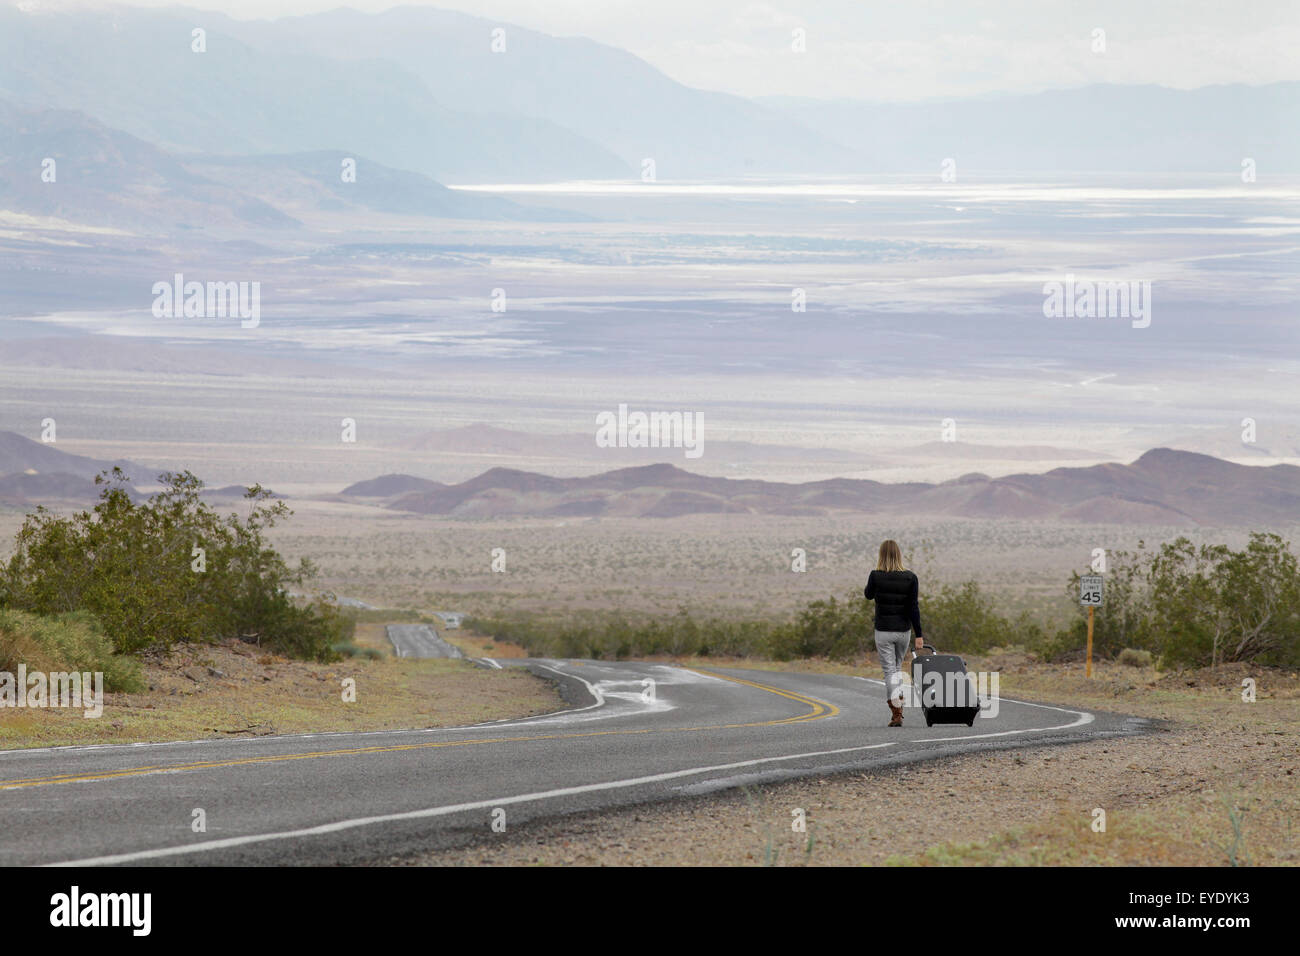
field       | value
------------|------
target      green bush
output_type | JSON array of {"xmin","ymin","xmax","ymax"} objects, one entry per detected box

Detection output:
[
  {"xmin": 465, "ymin": 608, "xmax": 780, "ymax": 662},
  {"xmin": 467, "ymin": 579, "xmax": 1041, "ymax": 665},
  {"xmin": 331, "ymin": 640, "xmax": 383, "ymax": 661},
  {"xmin": 0, "ymin": 469, "xmax": 343, "ymax": 663},
  {"xmin": 0, "ymin": 608, "xmax": 144, "ymax": 692},
  {"xmin": 1117, "ymin": 648, "xmax": 1153, "ymax": 668},
  {"xmin": 1146, "ymin": 534, "xmax": 1300, "ymax": 668},
  {"xmin": 781, "ymin": 594, "xmax": 873, "ymax": 661},
  {"xmin": 920, "ymin": 580, "xmax": 1016, "ymax": 654},
  {"xmin": 1054, "ymin": 534, "xmax": 1300, "ymax": 668}
]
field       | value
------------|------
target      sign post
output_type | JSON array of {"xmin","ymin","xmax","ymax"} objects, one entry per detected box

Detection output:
[
  {"xmin": 1079, "ymin": 574, "xmax": 1104, "ymax": 677},
  {"xmin": 1086, "ymin": 606, "xmax": 1094, "ymax": 677}
]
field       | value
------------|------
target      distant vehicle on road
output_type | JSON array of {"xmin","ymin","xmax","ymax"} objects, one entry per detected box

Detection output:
[{"xmin": 433, "ymin": 611, "xmax": 464, "ymax": 629}]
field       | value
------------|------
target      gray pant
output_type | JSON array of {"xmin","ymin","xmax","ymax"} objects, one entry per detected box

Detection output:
[{"xmin": 875, "ymin": 629, "xmax": 913, "ymax": 705}]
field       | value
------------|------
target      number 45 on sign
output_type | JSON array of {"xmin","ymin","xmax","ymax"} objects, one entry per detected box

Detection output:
[
  {"xmin": 1080, "ymin": 575, "xmax": 1104, "ymax": 606},
  {"xmin": 1080, "ymin": 574, "xmax": 1104, "ymax": 677}
]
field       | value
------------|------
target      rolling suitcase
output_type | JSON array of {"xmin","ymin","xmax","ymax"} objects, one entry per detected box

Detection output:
[{"xmin": 911, "ymin": 643, "xmax": 982, "ymax": 726}]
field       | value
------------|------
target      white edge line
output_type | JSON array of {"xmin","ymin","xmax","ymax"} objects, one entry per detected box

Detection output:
[
  {"xmin": 852, "ymin": 676, "xmax": 1096, "ymax": 737},
  {"xmin": 46, "ymin": 741, "xmax": 899, "ymax": 867}
]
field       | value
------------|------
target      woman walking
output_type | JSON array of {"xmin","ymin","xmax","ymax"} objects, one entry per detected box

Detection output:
[{"xmin": 864, "ymin": 539, "xmax": 924, "ymax": 727}]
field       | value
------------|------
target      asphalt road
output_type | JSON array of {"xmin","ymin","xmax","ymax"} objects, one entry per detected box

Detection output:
[
  {"xmin": 0, "ymin": 660, "xmax": 1148, "ymax": 866},
  {"xmin": 386, "ymin": 624, "xmax": 464, "ymax": 659}
]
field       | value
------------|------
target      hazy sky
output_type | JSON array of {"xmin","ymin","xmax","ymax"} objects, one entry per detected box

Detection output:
[{"xmin": 23, "ymin": 1, "xmax": 1300, "ymax": 100}]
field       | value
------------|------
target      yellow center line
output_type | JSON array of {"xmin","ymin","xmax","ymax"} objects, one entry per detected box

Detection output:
[
  {"xmin": 0, "ymin": 668, "xmax": 840, "ymax": 791},
  {"xmin": 688, "ymin": 668, "xmax": 839, "ymax": 722}
]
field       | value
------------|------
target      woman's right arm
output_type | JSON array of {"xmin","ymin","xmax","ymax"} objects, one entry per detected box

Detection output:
[{"xmin": 864, "ymin": 570, "xmax": 875, "ymax": 600}]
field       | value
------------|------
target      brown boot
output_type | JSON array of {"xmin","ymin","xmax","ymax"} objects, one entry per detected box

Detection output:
[{"xmin": 887, "ymin": 701, "xmax": 904, "ymax": 727}]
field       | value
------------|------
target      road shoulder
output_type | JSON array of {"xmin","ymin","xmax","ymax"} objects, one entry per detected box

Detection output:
[{"xmin": 0, "ymin": 634, "xmax": 565, "ymax": 750}]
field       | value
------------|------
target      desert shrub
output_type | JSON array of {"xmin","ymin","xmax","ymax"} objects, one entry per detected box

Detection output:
[
  {"xmin": 764, "ymin": 621, "xmax": 805, "ymax": 661},
  {"xmin": 919, "ymin": 580, "xmax": 1018, "ymax": 654},
  {"xmin": 260, "ymin": 598, "xmax": 354, "ymax": 662},
  {"xmin": 1052, "ymin": 534, "xmax": 1300, "ymax": 668},
  {"xmin": 1117, "ymin": 648, "xmax": 1153, "ymax": 668},
  {"xmin": 0, "ymin": 608, "xmax": 144, "ymax": 692},
  {"xmin": 331, "ymin": 640, "xmax": 383, "ymax": 660},
  {"xmin": 777, "ymin": 594, "xmax": 873, "ymax": 661},
  {"xmin": 1145, "ymin": 533, "xmax": 1300, "ymax": 668},
  {"xmin": 470, "ymin": 579, "xmax": 1039, "ymax": 664},
  {"xmin": 0, "ymin": 469, "xmax": 342, "ymax": 662},
  {"xmin": 466, "ymin": 608, "xmax": 779, "ymax": 661}
]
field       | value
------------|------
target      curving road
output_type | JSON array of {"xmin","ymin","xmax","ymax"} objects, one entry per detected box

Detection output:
[
  {"xmin": 386, "ymin": 623, "xmax": 463, "ymax": 659},
  {"xmin": 0, "ymin": 660, "xmax": 1147, "ymax": 865}
]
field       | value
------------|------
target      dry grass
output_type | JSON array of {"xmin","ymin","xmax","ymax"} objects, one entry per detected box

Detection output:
[
  {"xmin": 351, "ymin": 621, "xmax": 396, "ymax": 654},
  {"xmin": 0, "ymin": 635, "xmax": 563, "ymax": 749},
  {"xmin": 441, "ymin": 627, "xmax": 531, "ymax": 659}
]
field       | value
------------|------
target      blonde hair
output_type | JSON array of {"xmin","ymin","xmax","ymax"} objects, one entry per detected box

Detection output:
[{"xmin": 876, "ymin": 539, "xmax": 907, "ymax": 572}]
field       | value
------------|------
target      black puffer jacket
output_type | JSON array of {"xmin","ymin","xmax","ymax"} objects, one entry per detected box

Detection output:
[{"xmin": 864, "ymin": 569, "xmax": 923, "ymax": 636}]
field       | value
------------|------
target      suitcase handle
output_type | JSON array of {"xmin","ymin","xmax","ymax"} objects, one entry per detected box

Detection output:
[{"xmin": 914, "ymin": 642, "xmax": 938, "ymax": 657}]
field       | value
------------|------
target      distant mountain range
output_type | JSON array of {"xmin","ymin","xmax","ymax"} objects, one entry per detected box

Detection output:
[
  {"xmin": 217, "ymin": 5, "xmax": 860, "ymax": 180},
  {"xmin": 395, "ymin": 424, "xmax": 875, "ymax": 467},
  {"xmin": 0, "ymin": 99, "xmax": 294, "ymax": 232},
  {"xmin": 0, "ymin": 430, "xmax": 136, "ymax": 505},
  {"xmin": 0, "ymin": 430, "xmax": 134, "ymax": 482},
  {"xmin": 2, "ymin": 1, "xmax": 1291, "ymax": 209},
  {"xmin": 5, "ymin": 430, "xmax": 1294, "ymax": 525},
  {"xmin": 760, "ymin": 83, "xmax": 1300, "ymax": 173},
  {"xmin": 387, "ymin": 424, "xmax": 1111, "ymax": 479},
  {"xmin": 0, "ymin": 100, "xmax": 563, "ymax": 231},
  {"xmin": 0, "ymin": 431, "xmax": 271, "ymax": 505},
  {"xmin": 339, "ymin": 449, "xmax": 1300, "ymax": 525},
  {"xmin": 0, "ymin": 3, "xmax": 849, "ymax": 184},
  {"xmin": 0, "ymin": 4, "xmax": 627, "ymax": 184},
  {"xmin": 0, "ymin": 470, "xmax": 114, "ymax": 505}
]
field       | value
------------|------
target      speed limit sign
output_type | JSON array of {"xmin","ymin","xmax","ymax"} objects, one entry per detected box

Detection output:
[
  {"xmin": 1079, "ymin": 575, "xmax": 1104, "ymax": 607},
  {"xmin": 1080, "ymin": 574, "xmax": 1104, "ymax": 677}
]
